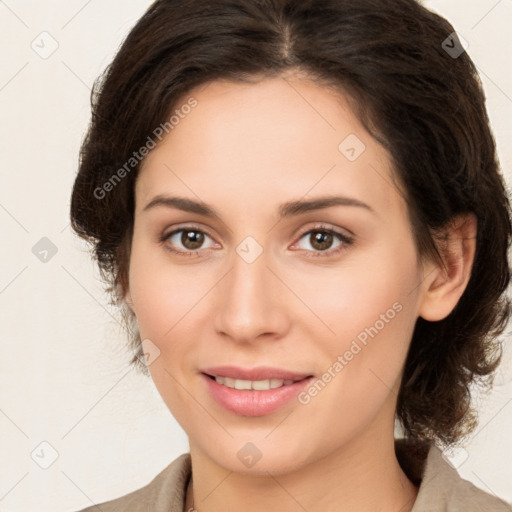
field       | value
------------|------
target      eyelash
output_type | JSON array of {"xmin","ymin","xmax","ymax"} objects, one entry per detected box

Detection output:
[{"xmin": 159, "ymin": 223, "xmax": 354, "ymax": 258}]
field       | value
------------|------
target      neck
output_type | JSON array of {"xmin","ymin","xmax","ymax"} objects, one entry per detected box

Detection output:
[{"xmin": 184, "ymin": 430, "xmax": 419, "ymax": 512}]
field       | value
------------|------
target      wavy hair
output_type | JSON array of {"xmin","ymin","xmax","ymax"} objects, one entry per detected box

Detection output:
[{"xmin": 70, "ymin": 0, "xmax": 512, "ymax": 447}]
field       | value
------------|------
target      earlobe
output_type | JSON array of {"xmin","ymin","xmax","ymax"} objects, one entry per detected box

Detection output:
[{"xmin": 418, "ymin": 213, "xmax": 477, "ymax": 322}]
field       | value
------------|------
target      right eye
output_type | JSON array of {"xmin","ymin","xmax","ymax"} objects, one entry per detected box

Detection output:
[{"xmin": 161, "ymin": 226, "xmax": 218, "ymax": 257}]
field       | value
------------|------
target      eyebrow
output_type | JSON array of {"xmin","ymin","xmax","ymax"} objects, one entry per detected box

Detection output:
[{"xmin": 142, "ymin": 194, "xmax": 375, "ymax": 219}]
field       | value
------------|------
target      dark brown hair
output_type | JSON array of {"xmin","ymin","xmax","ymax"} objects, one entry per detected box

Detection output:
[{"xmin": 70, "ymin": 0, "xmax": 512, "ymax": 447}]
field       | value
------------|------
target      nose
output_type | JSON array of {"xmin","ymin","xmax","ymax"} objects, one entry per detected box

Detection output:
[{"xmin": 213, "ymin": 243, "xmax": 290, "ymax": 344}]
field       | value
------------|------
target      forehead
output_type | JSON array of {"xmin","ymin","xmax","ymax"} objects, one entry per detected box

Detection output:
[{"xmin": 135, "ymin": 76, "xmax": 406, "ymax": 220}]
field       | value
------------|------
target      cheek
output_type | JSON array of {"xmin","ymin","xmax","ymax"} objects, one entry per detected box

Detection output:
[
  {"xmin": 128, "ymin": 243, "xmax": 209, "ymax": 338},
  {"xmin": 297, "ymin": 241, "xmax": 418, "ymax": 346},
  {"xmin": 128, "ymin": 243, "xmax": 207, "ymax": 418},
  {"xmin": 297, "ymin": 240, "xmax": 419, "ymax": 396}
]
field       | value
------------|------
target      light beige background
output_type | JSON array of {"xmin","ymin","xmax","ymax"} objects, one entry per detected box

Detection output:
[{"xmin": 0, "ymin": 1, "xmax": 510, "ymax": 510}]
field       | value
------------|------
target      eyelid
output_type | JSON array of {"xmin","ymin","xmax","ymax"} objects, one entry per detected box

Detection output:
[
  {"xmin": 292, "ymin": 221, "xmax": 354, "ymax": 241},
  {"xmin": 162, "ymin": 222, "xmax": 217, "ymax": 242}
]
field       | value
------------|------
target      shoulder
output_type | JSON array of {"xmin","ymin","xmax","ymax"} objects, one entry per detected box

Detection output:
[
  {"xmin": 396, "ymin": 439, "xmax": 512, "ymax": 511},
  {"xmin": 72, "ymin": 452, "xmax": 191, "ymax": 512}
]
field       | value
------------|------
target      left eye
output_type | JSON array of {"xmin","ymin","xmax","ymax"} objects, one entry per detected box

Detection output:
[{"xmin": 294, "ymin": 227, "xmax": 350, "ymax": 254}]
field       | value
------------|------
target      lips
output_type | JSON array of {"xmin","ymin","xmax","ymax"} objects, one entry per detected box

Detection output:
[
  {"xmin": 201, "ymin": 365, "xmax": 313, "ymax": 382},
  {"xmin": 202, "ymin": 372, "xmax": 315, "ymax": 416}
]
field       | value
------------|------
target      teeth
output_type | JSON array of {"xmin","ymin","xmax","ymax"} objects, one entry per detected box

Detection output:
[{"xmin": 214, "ymin": 376, "xmax": 296, "ymax": 390}]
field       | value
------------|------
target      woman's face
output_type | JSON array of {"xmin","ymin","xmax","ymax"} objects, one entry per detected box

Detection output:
[{"xmin": 125, "ymin": 75, "xmax": 428, "ymax": 474}]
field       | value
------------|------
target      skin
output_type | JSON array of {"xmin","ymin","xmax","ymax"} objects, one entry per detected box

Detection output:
[{"xmin": 124, "ymin": 73, "xmax": 477, "ymax": 512}]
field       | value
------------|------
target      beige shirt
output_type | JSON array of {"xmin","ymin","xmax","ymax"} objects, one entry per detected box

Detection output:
[{"xmin": 75, "ymin": 440, "xmax": 511, "ymax": 511}]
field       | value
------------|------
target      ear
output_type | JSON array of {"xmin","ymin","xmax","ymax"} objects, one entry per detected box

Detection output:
[{"xmin": 417, "ymin": 213, "xmax": 477, "ymax": 322}]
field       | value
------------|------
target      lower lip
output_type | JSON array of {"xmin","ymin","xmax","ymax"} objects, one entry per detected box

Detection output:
[{"xmin": 201, "ymin": 373, "xmax": 314, "ymax": 416}]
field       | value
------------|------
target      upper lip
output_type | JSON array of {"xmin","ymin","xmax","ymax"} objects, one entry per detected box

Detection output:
[{"xmin": 202, "ymin": 366, "xmax": 313, "ymax": 381}]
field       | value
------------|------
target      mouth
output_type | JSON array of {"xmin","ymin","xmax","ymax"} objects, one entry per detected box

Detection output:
[
  {"xmin": 202, "ymin": 372, "xmax": 313, "ymax": 391},
  {"xmin": 201, "ymin": 372, "xmax": 315, "ymax": 416}
]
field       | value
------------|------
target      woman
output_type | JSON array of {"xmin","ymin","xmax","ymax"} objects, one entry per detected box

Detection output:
[{"xmin": 70, "ymin": 0, "xmax": 512, "ymax": 510}]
